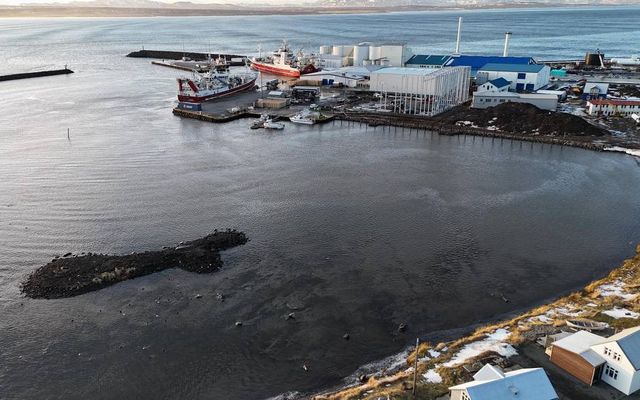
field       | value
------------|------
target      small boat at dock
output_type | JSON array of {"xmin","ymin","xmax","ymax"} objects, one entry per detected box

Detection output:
[
  {"xmin": 290, "ymin": 110, "xmax": 316, "ymax": 125},
  {"xmin": 566, "ymin": 319, "xmax": 609, "ymax": 331},
  {"xmin": 263, "ymin": 118, "xmax": 285, "ymax": 130}
]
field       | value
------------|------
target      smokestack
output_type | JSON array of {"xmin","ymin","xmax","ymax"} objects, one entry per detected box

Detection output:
[
  {"xmin": 503, "ymin": 32, "xmax": 512, "ymax": 57},
  {"xmin": 454, "ymin": 17, "xmax": 463, "ymax": 55}
]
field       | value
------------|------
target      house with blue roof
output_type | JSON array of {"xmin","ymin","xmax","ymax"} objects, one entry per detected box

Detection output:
[
  {"xmin": 448, "ymin": 364, "xmax": 558, "ymax": 400},
  {"xmin": 477, "ymin": 77, "xmax": 511, "ymax": 93},
  {"xmin": 590, "ymin": 326, "xmax": 640, "ymax": 395},
  {"xmin": 477, "ymin": 63, "xmax": 551, "ymax": 92}
]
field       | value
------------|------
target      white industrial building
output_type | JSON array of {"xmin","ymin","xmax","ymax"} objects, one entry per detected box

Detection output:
[
  {"xmin": 472, "ymin": 91, "xmax": 558, "ymax": 111},
  {"xmin": 369, "ymin": 66, "xmax": 471, "ymax": 115},
  {"xmin": 476, "ymin": 63, "xmax": 551, "ymax": 91},
  {"xmin": 299, "ymin": 66, "xmax": 382, "ymax": 88},
  {"xmin": 318, "ymin": 42, "xmax": 411, "ymax": 68}
]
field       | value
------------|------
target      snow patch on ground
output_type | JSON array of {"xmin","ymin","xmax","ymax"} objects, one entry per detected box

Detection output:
[
  {"xmin": 598, "ymin": 280, "xmax": 637, "ymax": 301},
  {"xmin": 428, "ymin": 349, "xmax": 441, "ymax": 358},
  {"xmin": 603, "ymin": 307, "xmax": 640, "ymax": 319},
  {"xmin": 605, "ymin": 146, "xmax": 640, "ymax": 157},
  {"xmin": 444, "ymin": 329, "xmax": 517, "ymax": 367},
  {"xmin": 423, "ymin": 369, "xmax": 443, "ymax": 384}
]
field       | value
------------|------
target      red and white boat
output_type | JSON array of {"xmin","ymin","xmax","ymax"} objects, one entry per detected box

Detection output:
[
  {"xmin": 177, "ymin": 69, "xmax": 257, "ymax": 103},
  {"xmin": 250, "ymin": 40, "xmax": 319, "ymax": 78}
]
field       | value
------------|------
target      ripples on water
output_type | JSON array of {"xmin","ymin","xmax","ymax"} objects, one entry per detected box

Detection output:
[{"xmin": 1, "ymin": 7, "xmax": 640, "ymax": 400}]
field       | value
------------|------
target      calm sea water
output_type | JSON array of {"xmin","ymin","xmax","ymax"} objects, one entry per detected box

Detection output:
[{"xmin": 1, "ymin": 7, "xmax": 640, "ymax": 400}]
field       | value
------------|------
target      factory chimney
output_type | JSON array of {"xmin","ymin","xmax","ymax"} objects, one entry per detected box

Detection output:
[
  {"xmin": 454, "ymin": 17, "xmax": 463, "ymax": 55},
  {"xmin": 503, "ymin": 32, "xmax": 512, "ymax": 57}
]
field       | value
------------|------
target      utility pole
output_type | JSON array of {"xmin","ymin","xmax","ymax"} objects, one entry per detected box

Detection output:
[{"xmin": 413, "ymin": 337, "xmax": 419, "ymax": 396}]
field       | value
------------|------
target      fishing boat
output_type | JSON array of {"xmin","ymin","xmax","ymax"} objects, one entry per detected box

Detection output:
[
  {"xmin": 177, "ymin": 68, "xmax": 257, "ymax": 103},
  {"xmin": 263, "ymin": 118, "xmax": 285, "ymax": 130},
  {"xmin": 251, "ymin": 40, "xmax": 318, "ymax": 78},
  {"xmin": 290, "ymin": 110, "xmax": 316, "ymax": 125},
  {"xmin": 566, "ymin": 319, "xmax": 609, "ymax": 331},
  {"xmin": 250, "ymin": 114, "xmax": 269, "ymax": 129}
]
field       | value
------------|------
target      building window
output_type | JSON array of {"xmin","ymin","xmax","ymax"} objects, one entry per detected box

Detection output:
[
  {"xmin": 462, "ymin": 392, "xmax": 471, "ymax": 400},
  {"xmin": 517, "ymin": 72, "xmax": 526, "ymax": 79},
  {"xmin": 604, "ymin": 347, "xmax": 611, "ymax": 356},
  {"xmin": 605, "ymin": 365, "xmax": 619, "ymax": 380}
]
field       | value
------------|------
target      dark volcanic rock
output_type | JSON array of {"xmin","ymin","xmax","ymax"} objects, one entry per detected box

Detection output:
[
  {"xmin": 434, "ymin": 102, "xmax": 609, "ymax": 137},
  {"xmin": 22, "ymin": 230, "xmax": 248, "ymax": 299}
]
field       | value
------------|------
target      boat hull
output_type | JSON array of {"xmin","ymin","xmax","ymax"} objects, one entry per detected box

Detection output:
[
  {"xmin": 178, "ymin": 78, "xmax": 257, "ymax": 103},
  {"xmin": 251, "ymin": 61, "xmax": 301, "ymax": 78}
]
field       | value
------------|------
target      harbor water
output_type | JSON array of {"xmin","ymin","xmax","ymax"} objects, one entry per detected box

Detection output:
[{"xmin": 1, "ymin": 6, "xmax": 640, "ymax": 399}]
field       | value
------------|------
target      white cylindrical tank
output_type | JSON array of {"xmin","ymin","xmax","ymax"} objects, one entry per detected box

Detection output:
[
  {"xmin": 320, "ymin": 45, "xmax": 331, "ymax": 55},
  {"xmin": 332, "ymin": 45, "xmax": 345, "ymax": 57},
  {"xmin": 353, "ymin": 45, "xmax": 369, "ymax": 67},
  {"xmin": 369, "ymin": 45, "xmax": 382, "ymax": 61}
]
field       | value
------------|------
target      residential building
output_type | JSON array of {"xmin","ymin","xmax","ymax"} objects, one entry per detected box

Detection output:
[
  {"xmin": 369, "ymin": 66, "xmax": 471, "ymax": 115},
  {"xmin": 549, "ymin": 327, "xmax": 640, "ymax": 395},
  {"xmin": 582, "ymin": 82, "xmax": 609, "ymax": 100},
  {"xmin": 476, "ymin": 64, "xmax": 551, "ymax": 92},
  {"xmin": 449, "ymin": 364, "xmax": 559, "ymax": 400},
  {"xmin": 472, "ymin": 92, "xmax": 558, "ymax": 111},
  {"xmin": 590, "ymin": 327, "xmax": 640, "ymax": 395},
  {"xmin": 477, "ymin": 78, "xmax": 510, "ymax": 93},
  {"xmin": 548, "ymin": 330, "xmax": 606, "ymax": 386},
  {"xmin": 586, "ymin": 99, "xmax": 640, "ymax": 117}
]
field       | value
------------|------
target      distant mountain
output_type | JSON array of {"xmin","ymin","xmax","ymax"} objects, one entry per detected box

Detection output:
[
  {"xmin": 19, "ymin": 0, "xmax": 242, "ymax": 9},
  {"xmin": 313, "ymin": 0, "xmax": 639, "ymax": 6}
]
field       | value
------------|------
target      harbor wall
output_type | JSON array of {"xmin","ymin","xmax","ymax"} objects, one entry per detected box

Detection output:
[
  {"xmin": 0, "ymin": 68, "xmax": 73, "ymax": 82},
  {"xmin": 127, "ymin": 49, "xmax": 246, "ymax": 65}
]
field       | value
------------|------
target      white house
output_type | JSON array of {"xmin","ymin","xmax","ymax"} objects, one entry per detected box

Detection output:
[
  {"xmin": 590, "ymin": 327, "xmax": 640, "ymax": 395},
  {"xmin": 582, "ymin": 82, "xmax": 609, "ymax": 100},
  {"xmin": 477, "ymin": 77, "xmax": 511, "ymax": 93},
  {"xmin": 586, "ymin": 99, "xmax": 640, "ymax": 117},
  {"xmin": 476, "ymin": 63, "xmax": 551, "ymax": 92},
  {"xmin": 449, "ymin": 364, "xmax": 558, "ymax": 400}
]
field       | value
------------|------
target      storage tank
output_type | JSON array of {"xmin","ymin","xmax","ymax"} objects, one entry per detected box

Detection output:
[
  {"xmin": 353, "ymin": 45, "xmax": 369, "ymax": 67},
  {"xmin": 319, "ymin": 45, "xmax": 331, "ymax": 55},
  {"xmin": 369, "ymin": 45, "xmax": 382, "ymax": 61},
  {"xmin": 332, "ymin": 45, "xmax": 345, "ymax": 57}
]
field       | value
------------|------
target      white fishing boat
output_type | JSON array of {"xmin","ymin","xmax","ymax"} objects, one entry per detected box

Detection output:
[
  {"xmin": 250, "ymin": 114, "xmax": 269, "ymax": 129},
  {"xmin": 290, "ymin": 110, "xmax": 316, "ymax": 125},
  {"xmin": 263, "ymin": 118, "xmax": 285, "ymax": 130}
]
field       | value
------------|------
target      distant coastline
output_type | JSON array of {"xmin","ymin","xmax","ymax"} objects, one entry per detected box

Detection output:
[{"xmin": 0, "ymin": 3, "xmax": 632, "ymax": 18}]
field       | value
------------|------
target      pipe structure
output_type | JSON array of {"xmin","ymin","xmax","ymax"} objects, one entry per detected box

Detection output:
[
  {"xmin": 454, "ymin": 17, "xmax": 463, "ymax": 55},
  {"xmin": 503, "ymin": 32, "xmax": 512, "ymax": 57}
]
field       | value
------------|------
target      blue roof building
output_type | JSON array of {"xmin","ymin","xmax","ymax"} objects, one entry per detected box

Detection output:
[
  {"xmin": 478, "ymin": 63, "xmax": 546, "ymax": 73},
  {"xmin": 405, "ymin": 54, "xmax": 536, "ymax": 76}
]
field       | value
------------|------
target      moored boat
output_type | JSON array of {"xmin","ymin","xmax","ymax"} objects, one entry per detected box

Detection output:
[
  {"xmin": 290, "ymin": 110, "xmax": 316, "ymax": 125},
  {"xmin": 177, "ymin": 69, "xmax": 257, "ymax": 103},
  {"xmin": 251, "ymin": 40, "xmax": 318, "ymax": 78},
  {"xmin": 263, "ymin": 118, "xmax": 285, "ymax": 130}
]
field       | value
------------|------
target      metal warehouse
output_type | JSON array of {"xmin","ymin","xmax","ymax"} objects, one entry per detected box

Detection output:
[{"xmin": 369, "ymin": 66, "xmax": 471, "ymax": 116}]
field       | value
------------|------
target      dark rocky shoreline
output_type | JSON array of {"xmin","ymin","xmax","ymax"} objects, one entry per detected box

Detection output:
[{"xmin": 22, "ymin": 229, "xmax": 248, "ymax": 299}]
